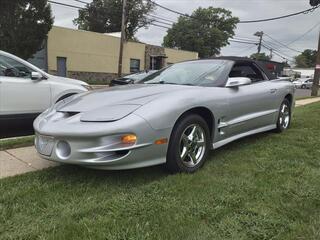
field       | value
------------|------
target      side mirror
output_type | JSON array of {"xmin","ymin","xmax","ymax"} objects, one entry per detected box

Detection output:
[
  {"xmin": 226, "ymin": 77, "xmax": 252, "ymax": 88},
  {"xmin": 31, "ymin": 72, "xmax": 43, "ymax": 80}
]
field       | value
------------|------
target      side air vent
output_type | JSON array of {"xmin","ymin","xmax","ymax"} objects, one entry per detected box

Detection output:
[{"xmin": 58, "ymin": 111, "xmax": 80, "ymax": 117}]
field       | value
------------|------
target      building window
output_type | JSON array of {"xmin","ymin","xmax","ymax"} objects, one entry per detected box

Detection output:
[{"xmin": 130, "ymin": 59, "xmax": 140, "ymax": 73}]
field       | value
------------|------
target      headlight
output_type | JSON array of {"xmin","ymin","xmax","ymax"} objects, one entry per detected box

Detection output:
[{"xmin": 82, "ymin": 84, "xmax": 93, "ymax": 91}]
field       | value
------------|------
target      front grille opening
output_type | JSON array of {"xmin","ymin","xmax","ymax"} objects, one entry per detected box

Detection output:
[
  {"xmin": 63, "ymin": 111, "xmax": 80, "ymax": 117},
  {"xmin": 94, "ymin": 150, "xmax": 130, "ymax": 161}
]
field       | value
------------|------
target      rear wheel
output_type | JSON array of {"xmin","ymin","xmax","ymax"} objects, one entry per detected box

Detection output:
[
  {"xmin": 301, "ymin": 85, "xmax": 306, "ymax": 89},
  {"xmin": 275, "ymin": 99, "xmax": 291, "ymax": 133},
  {"xmin": 166, "ymin": 114, "xmax": 210, "ymax": 173}
]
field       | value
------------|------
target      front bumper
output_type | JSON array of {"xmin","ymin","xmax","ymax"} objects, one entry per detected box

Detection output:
[{"xmin": 34, "ymin": 113, "xmax": 171, "ymax": 169}]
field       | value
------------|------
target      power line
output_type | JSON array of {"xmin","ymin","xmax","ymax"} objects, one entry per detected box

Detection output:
[
  {"xmin": 148, "ymin": 19, "xmax": 172, "ymax": 27},
  {"xmin": 229, "ymin": 39, "xmax": 258, "ymax": 45},
  {"xmin": 262, "ymin": 44, "xmax": 294, "ymax": 61},
  {"xmin": 146, "ymin": 14, "xmax": 176, "ymax": 24},
  {"xmin": 233, "ymin": 45, "xmax": 257, "ymax": 56},
  {"xmin": 149, "ymin": 23, "xmax": 170, "ymax": 30},
  {"xmin": 264, "ymin": 33, "xmax": 302, "ymax": 53},
  {"xmin": 48, "ymin": 0, "xmax": 84, "ymax": 9},
  {"xmin": 72, "ymin": 0, "xmax": 90, "ymax": 4},
  {"xmin": 148, "ymin": 0, "xmax": 320, "ymax": 24},
  {"xmin": 287, "ymin": 20, "xmax": 320, "ymax": 46},
  {"xmin": 239, "ymin": 5, "xmax": 320, "ymax": 23},
  {"xmin": 262, "ymin": 42, "xmax": 295, "ymax": 58}
]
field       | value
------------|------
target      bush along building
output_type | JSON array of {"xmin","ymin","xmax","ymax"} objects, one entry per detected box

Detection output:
[{"xmin": 29, "ymin": 26, "xmax": 198, "ymax": 84}]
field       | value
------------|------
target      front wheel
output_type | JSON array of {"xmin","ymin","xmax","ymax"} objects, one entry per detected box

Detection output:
[
  {"xmin": 275, "ymin": 99, "xmax": 291, "ymax": 133},
  {"xmin": 166, "ymin": 114, "xmax": 211, "ymax": 173}
]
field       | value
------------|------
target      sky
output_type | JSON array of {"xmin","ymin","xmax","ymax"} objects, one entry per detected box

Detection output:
[{"xmin": 51, "ymin": 0, "xmax": 320, "ymax": 63}]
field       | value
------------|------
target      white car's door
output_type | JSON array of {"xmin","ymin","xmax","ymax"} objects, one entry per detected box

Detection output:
[{"xmin": 0, "ymin": 54, "xmax": 51, "ymax": 116}]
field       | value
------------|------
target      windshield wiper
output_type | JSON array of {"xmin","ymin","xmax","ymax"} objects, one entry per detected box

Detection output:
[{"xmin": 145, "ymin": 81, "xmax": 194, "ymax": 86}]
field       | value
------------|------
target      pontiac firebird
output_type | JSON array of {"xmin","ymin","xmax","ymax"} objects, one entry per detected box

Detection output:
[{"xmin": 34, "ymin": 57, "xmax": 295, "ymax": 173}]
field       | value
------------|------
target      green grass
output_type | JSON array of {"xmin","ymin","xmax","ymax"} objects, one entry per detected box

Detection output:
[
  {"xmin": 0, "ymin": 135, "xmax": 34, "ymax": 151},
  {"xmin": 1, "ymin": 103, "xmax": 320, "ymax": 240}
]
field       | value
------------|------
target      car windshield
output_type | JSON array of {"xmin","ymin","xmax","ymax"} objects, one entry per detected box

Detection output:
[{"xmin": 141, "ymin": 60, "xmax": 229, "ymax": 86}]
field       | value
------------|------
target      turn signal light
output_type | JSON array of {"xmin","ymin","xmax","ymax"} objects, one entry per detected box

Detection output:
[
  {"xmin": 155, "ymin": 138, "xmax": 168, "ymax": 145},
  {"xmin": 121, "ymin": 134, "xmax": 137, "ymax": 144}
]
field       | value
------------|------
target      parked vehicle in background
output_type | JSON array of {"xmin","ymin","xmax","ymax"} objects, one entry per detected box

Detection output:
[
  {"xmin": 110, "ymin": 70, "xmax": 158, "ymax": 86},
  {"xmin": 34, "ymin": 57, "xmax": 295, "ymax": 173},
  {"xmin": 0, "ymin": 50, "xmax": 90, "ymax": 138},
  {"xmin": 293, "ymin": 78, "xmax": 313, "ymax": 89}
]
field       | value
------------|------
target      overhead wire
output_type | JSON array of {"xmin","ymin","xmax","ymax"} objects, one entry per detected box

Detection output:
[{"xmin": 148, "ymin": 0, "xmax": 320, "ymax": 24}]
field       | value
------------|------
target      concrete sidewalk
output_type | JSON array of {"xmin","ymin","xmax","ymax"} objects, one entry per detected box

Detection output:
[
  {"xmin": 0, "ymin": 147, "xmax": 58, "ymax": 179},
  {"xmin": 1, "ymin": 97, "xmax": 320, "ymax": 179},
  {"xmin": 295, "ymin": 97, "xmax": 320, "ymax": 107}
]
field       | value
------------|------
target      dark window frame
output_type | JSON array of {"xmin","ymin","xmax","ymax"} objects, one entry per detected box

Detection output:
[{"xmin": 130, "ymin": 58, "xmax": 141, "ymax": 73}]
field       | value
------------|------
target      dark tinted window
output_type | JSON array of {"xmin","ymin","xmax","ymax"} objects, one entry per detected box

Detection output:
[
  {"xmin": 229, "ymin": 63, "xmax": 266, "ymax": 83},
  {"xmin": 130, "ymin": 59, "xmax": 140, "ymax": 73},
  {"xmin": 0, "ymin": 55, "xmax": 33, "ymax": 78}
]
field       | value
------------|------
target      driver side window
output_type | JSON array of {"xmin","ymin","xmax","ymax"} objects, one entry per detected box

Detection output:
[
  {"xmin": 229, "ymin": 63, "xmax": 266, "ymax": 83},
  {"xmin": 0, "ymin": 55, "xmax": 33, "ymax": 78}
]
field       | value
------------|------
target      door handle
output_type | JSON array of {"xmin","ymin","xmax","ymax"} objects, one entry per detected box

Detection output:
[{"xmin": 270, "ymin": 88, "xmax": 277, "ymax": 93}]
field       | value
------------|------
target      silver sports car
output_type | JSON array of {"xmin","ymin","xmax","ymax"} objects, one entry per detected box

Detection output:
[{"xmin": 34, "ymin": 57, "xmax": 295, "ymax": 173}]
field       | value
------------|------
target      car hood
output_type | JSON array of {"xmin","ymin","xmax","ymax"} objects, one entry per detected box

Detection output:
[
  {"xmin": 56, "ymin": 84, "xmax": 194, "ymax": 122},
  {"xmin": 48, "ymin": 74, "xmax": 88, "ymax": 86}
]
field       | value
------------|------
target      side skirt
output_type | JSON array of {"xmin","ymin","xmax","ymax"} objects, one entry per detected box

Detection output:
[{"xmin": 212, "ymin": 124, "xmax": 276, "ymax": 149}]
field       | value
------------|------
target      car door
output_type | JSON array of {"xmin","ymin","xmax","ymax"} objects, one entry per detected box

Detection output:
[
  {"xmin": 0, "ymin": 54, "xmax": 51, "ymax": 116},
  {"xmin": 222, "ymin": 62, "xmax": 279, "ymax": 138}
]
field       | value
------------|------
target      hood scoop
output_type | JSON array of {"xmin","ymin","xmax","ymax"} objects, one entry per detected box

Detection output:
[{"xmin": 80, "ymin": 104, "xmax": 141, "ymax": 122}]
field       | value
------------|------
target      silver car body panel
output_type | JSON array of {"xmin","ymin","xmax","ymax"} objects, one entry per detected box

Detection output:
[{"xmin": 34, "ymin": 60, "xmax": 295, "ymax": 170}]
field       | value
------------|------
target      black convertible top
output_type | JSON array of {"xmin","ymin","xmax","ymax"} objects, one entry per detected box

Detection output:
[{"xmin": 211, "ymin": 56, "xmax": 277, "ymax": 80}]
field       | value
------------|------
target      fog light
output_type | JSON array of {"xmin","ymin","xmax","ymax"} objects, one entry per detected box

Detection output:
[
  {"xmin": 121, "ymin": 134, "xmax": 137, "ymax": 144},
  {"xmin": 56, "ymin": 140, "xmax": 71, "ymax": 159}
]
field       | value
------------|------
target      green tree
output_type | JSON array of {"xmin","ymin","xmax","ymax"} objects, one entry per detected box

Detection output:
[
  {"xmin": 73, "ymin": 0, "xmax": 155, "ymax": 40},
  {"xmin": 163, "ymin": 7, "xmax": 239, "ymax": 58},
  {"xmin": 295, "ymin": 49, "xmax": 317, "ymax": 68},
  {"xmin": 0, "ymin": 0, "xmax": 53, "ymax": 59},
  {"xmin": 250, "ymin": 53, "xmax": 271, "ymax": 61}
]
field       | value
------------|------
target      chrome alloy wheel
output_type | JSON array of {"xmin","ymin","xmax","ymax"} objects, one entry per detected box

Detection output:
[
  {"xmin": 179, "ymin": 124, "xmax": 206, "ymax": 167},
  {"xmin": 279, "ymin": 103, "xmax": 290, "ymax": 129}
]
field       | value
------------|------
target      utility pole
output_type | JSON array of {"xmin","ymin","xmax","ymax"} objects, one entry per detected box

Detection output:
[
  {"xmin": 269, "ymin": 48, "xmax": 273, "ymax": 59},
  {"xmin": 311, "ymin": 31, "xmax": 320, "ymax": 96},
  {"xmin": 117, "ymin": 0, "xmax": 127, "ymax": 77},
  {"xmin": 254, "ymin": 31, "xmax": 264, "ymax": 54}
]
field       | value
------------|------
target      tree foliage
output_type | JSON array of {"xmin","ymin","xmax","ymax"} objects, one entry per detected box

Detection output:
[
  {"xmin": 163, "ymin": 7, "xmax": 239, "ymax": 58},
  {"xmin": 0, "ymin": 0, "xmax": 53, "ymax": 59},
  {"xmin": 250, "ymin": 53, "xmax": 271, "ymax": 61},
  {"xmin": 73, "ymin": 0, "xmax": 155, "ymax": 40},
  {"xmin": 295, "ymin": 49, "xmax": 317, "ymax": 68}
]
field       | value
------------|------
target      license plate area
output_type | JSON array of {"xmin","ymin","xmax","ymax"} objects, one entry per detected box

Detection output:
[{"xmin": 35, "ymin": 134, "xmax": 55, "ymax": 156}]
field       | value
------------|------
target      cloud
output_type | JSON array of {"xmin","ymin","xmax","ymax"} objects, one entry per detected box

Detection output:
[{"xmin": 50, "ymin": 0, "xmax": 320, "ymax": 62}]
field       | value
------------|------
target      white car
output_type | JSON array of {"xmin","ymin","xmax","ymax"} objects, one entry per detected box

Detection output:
[
  {"xmin": 293, "ymin": 78, "xmax": 313, "ymax": 89},
  {"xmin": 0, "ymin": 50, "xmax": 90, "ymax": 136}
]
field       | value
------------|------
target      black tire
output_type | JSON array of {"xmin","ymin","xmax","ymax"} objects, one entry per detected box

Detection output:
[
  {"xmin": 301, "ymin": 85, "xmax": 306, "ymax": 89},
  {"xmin": 166, "ymin": 114, "xmax": 211, "ymax": 173},
  {"xmin": 275, "ymin": 99, "xmax": 291, "ymax": 133}
]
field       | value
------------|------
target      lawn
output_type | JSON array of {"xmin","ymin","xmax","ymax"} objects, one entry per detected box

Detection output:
[
  {"xmin": 0, "ymin": 135, "xmax": 34, "ymax": 151},
  {"xmin": 1, "ymin": 103, "xmax": 320, "ymax": 240}
]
